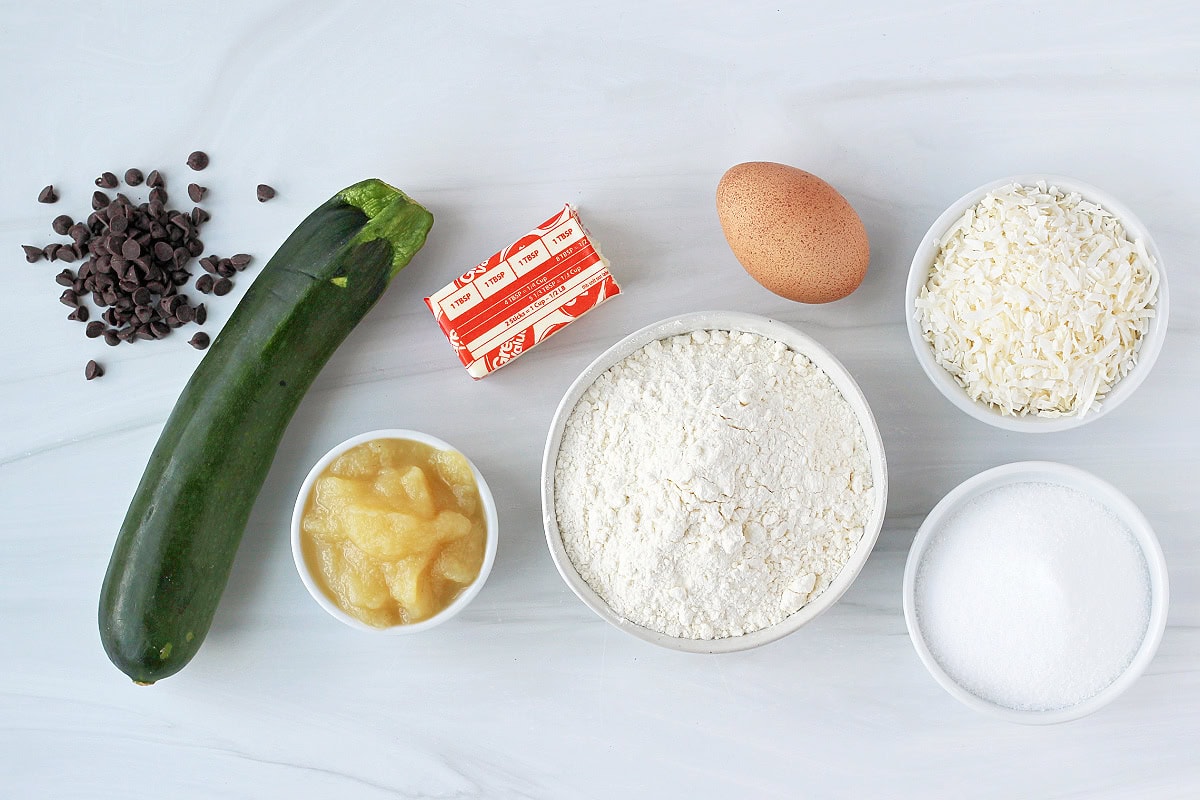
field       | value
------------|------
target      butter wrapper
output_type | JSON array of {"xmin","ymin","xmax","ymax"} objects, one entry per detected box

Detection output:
[{"xmin": 424, "ymin": 205, "xmax": 621, "ymax": 378}]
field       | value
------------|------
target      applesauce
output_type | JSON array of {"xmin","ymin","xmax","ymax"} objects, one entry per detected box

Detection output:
[{"xmin": 299, "ymin": 438, "xmax": 487, "ymax": 627}]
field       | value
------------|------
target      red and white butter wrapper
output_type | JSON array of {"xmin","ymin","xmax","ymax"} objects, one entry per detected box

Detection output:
[{"xmin": 424, "ymin": 205, "xmax": 621, "ymax": 378}]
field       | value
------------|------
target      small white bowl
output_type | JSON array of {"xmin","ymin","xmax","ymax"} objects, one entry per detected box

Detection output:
[
  {"xmin": 291, "ymin": 429, "xmax": 498, "ymax": 634},
  {"xmin": 541, "ymin": 311, "xmax": 889, "ymax": 653},
  {"xmin": 902, "ymin": 461, "xmax": 1168, "ymax": 724},
  {"xmin": 905, "ymin": 175, "xmax": 1170, "ymax": 432}
]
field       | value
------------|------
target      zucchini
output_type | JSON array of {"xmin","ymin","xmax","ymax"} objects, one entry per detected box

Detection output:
[{"xmin": 99, "ymin": 179, "xmax": 434, "ymax": 683}]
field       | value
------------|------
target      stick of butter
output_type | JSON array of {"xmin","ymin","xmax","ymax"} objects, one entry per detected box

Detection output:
[{"xmin": 424, "ymin": 205, "xmax": 622, "ymax": 378}]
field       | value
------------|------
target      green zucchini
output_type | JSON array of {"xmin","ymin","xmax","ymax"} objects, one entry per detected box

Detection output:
[{"xmin": 99, "ymin": 179, "xmax": 434, "ymax": 683}]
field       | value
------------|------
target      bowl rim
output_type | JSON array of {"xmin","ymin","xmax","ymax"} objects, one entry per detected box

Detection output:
[
  {"xmin": 904, "ymin": 174, "xmax": 1170, "ymax": 432},
  {"xmin": 540, "ymin": 310, "xmax": 889, "ymax": 653},
  {"xmin": 289, "ymin": 428, "xmax": 499, "ymax": 634},
  {"xmin": 901, "ymin": 460, "xmax": 1169, "ymax": 724}
]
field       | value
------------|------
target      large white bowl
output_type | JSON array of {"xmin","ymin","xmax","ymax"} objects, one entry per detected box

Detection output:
[
  {"xmin": 905, "ymin": 175, "xmax": 1169, "ymax": 432},
  {"xmin": 541, "ymin": 311, "xmax": 889, "ymax": 653},
  {"xmin": 902, "ymin": 461, "xmax": 1169, "ymax": 724},
  {"xmin": 291, "ymin": 429, "xmax": 498, "ymax": 634}
]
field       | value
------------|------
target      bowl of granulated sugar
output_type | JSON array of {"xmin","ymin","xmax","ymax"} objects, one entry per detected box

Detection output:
[{"xmin": 903, "ymin": 461, "xmax": 1168, "ymax": 724}]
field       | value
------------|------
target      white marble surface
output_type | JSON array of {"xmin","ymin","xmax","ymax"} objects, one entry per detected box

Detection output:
[{"xmin": 2, "ymin": 2, "xmax": 1198, "ymax": 797}]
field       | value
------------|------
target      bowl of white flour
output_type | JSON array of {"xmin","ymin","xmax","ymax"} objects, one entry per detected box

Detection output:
[{"xmin": 542, "ymin": 311, "xmax": 888, "ymax": 653}]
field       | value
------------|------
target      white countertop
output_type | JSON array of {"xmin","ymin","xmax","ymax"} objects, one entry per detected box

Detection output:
[{"xmin": 2, "ymin": 2, "xmax": 1197, "ymax": 797}]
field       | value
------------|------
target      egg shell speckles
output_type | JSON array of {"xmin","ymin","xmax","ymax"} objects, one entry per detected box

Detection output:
[{"xmin": 716, "ymin": 162, "xmax": 870, "ymax": 304}]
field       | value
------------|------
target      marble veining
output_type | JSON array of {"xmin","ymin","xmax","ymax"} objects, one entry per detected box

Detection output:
[{"xmin": 1, "ymin": 2, "xmax": 1198, "ymax": 797}]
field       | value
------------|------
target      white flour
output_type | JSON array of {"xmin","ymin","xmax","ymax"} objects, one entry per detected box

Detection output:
[{"xmin": 554, "ymin": 330, "xmax": 875, "ymax": 639}]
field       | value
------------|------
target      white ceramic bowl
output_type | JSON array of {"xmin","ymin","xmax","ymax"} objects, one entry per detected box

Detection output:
[
  {"xmin": 905, "ymin": 174, "xmax": 1170, "ymax": 432},
  {"xmin": 541, "ymin": 311, "xmax": 889, "ymax": 653},
  {"xmin": 902, "ymin": 461, "xmax": 1168, "ymax": 724},
  {"xmin": 291, "ymin": 429, "xmax": 498, "ymax": 634}
]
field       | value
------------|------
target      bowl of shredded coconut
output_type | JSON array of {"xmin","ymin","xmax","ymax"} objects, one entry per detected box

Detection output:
[
  {"xmin": 906, "ymin": 175, "xmax": 1168, "ymax": 431},
  {"xmin": 541, "ymin": 311, "xmax": 888, "ymax": 653}
]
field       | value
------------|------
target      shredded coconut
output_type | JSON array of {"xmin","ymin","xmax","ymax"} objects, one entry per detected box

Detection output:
[
  {"xmin": 553, "ymin": 330, "xmax": 875, "ymax": 639},
  {"xmin": 915, "ymin": 182, "xmax": 1158, "ymax": 417}
]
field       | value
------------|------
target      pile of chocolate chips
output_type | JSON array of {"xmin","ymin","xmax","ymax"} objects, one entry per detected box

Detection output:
[{"xmin": 23, "ymin": 152, "xmax": 273, "ymax": 380}]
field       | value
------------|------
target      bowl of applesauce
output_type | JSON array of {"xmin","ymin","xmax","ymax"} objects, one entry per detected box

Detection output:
[{"xmin": 290, "ymin": 429, "xmax": 498, "ymax": 633}]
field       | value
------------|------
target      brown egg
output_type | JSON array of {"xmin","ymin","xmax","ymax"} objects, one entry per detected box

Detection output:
[{"xmin": 716, "ymin": 162, "xmax": 870, "ymax": 304}]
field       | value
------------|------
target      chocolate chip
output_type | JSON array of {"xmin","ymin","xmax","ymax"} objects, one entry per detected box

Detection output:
[
  {"xmin": 85, "ymin": 360, "xmax": 104, "ymax": 380},
  {"xmin": 22, "ymin": 245, "xmax": 43, "ymax": 263},
  {"xmin": 28, "ymin": 159, "xmax": 254, "ymax": 360},
  {"xmin": 186, "ymin": 151, "xmax": 209, "ymax": 171},
  {"xmin": 188, "ymin": 332, "xmax": 210, "ymax": 350},
  {"xmin": 52, "ymin": 214, "xmax": 73, "ymax": 235},
  {"xmin": 38, "ymin": 185, "xmax": 58, "ymax": 203},
  {"xmin": 256, "ymin": 184, "xmax": 276, "ymax": 202}
]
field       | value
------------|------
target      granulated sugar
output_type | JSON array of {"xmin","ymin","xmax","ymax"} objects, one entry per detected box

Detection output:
[{"xmin": 914, "ymin": 481, "xmax": 1151, "ymax": 711}]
